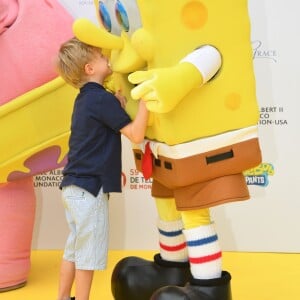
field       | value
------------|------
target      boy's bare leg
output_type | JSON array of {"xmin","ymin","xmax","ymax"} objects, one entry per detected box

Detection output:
[
  {"xmin": 57, "ymin": 259, "xmax": 75, "ymax": 300},
  {"xmin": 75, "ymin": 270, "xmax": 94, "ymax": 300}
]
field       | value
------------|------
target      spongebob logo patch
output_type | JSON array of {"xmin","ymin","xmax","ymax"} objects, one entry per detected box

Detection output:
[{"xmin": 244, "ymin": 163, "xmax": 274, "ymax": 187}]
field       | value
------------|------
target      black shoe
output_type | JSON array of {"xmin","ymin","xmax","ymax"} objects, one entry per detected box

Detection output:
[
  {"xmin": 70, "ymin": 297, "xmax": 75, "ymax": 300},
  {"xmin": 111, "ymin": 254, "xmax": 192, "ymax": 300},
  {"xmin": 150, "ymin": 271, "xmax": 232, "ymax": 300}
]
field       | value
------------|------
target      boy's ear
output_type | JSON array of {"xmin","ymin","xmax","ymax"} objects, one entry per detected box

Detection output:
[{"xmin": 84, "ymin": 63, "xmax": 94, "ymax": 75}]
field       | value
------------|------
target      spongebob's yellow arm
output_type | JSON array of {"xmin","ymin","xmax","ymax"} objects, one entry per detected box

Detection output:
[{"xmin": 129, "ymin": 45, "xmax": 222, "ymax": 113}]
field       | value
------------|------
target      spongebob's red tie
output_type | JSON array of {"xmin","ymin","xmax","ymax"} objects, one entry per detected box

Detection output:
[{"xmin": 141, "ymin": 142, "xmax": 153, "ymax": 179}]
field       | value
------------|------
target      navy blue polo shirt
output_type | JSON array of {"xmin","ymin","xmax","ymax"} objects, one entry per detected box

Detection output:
[{"xmin": 60, "ymin": 82, "xmax": 132, "ymax": 196}]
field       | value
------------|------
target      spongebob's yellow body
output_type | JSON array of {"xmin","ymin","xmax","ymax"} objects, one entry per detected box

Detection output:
[{"xmin": 128, "ymin": 0, "xmax": 259, "ymax": 145}]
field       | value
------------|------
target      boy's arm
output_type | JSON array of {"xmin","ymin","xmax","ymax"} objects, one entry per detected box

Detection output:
[{"xmin": 120, "ymin": 100, "xmax": 148, "ymax": 144}]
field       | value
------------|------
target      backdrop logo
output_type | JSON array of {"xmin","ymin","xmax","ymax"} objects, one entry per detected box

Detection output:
[
  {"xmin": 252, "ymin": 40, "xmax": 277, "ymax": 62},
  {"xmin": 78, "ymin": 0, "xmax": 93, "ymax": 5},
  {"xmin": 122, "ymin": 169, "xmax": 152, "ymax": 190},
  {"xmin": 34, "ymin": 169, "xmax": 63, "ymax": 188},
  {"xmin": 121, "ymin": 172, "xmax": 127, "ymax": 187},
  {"xmin": 244, "ymin": 163, "xmax": 274, "ymax": 187}
]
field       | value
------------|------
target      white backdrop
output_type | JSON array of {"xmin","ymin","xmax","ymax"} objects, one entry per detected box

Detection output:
[{"xmin": 32, "ymin": 0, "xmax": 300, "ymax": 253}]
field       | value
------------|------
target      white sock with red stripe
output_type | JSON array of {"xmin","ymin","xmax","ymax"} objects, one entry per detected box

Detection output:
[
  {"xmin": 183, "ymin": 223, "xmax": 222, "ymax": 279},
  {"xmin": 158, "ymin": 219, "xmax": 188, "ymax": 262}
]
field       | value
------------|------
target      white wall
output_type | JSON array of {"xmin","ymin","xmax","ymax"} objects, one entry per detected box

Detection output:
[{"xmin": 32, "ymin": 0, "xmax": 300, "ymax": 252}]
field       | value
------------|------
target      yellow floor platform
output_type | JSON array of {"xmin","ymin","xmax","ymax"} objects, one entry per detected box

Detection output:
[{"xmin": 1, "ymin": 250, "xmax": 299, "ymax": 300}]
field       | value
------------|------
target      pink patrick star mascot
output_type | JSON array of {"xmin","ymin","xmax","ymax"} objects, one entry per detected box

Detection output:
[{"xmin": 0, "ymin": 0, "xmax": 76, "ymax": 291}]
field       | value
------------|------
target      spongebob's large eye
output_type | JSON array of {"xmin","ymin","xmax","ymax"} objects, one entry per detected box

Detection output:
[
  {"xmin": 96, "ymin": 0, "xmax": 141, "ymax": 36},
  {"xmin": 115, "ymin": 0, "xmax": 129, "ymax": 32},
  {"xmin": 98, "ymin": 1, "xmax": 112, "ymax": 32}
]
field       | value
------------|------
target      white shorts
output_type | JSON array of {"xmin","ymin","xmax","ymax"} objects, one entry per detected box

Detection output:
[{"xmin": 62, "ymin": 185, "xmax": 109, "ymax": 270}]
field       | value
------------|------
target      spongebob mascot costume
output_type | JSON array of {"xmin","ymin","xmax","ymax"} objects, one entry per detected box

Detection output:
[{"xmin": 74, "ymin": 1, "xmax": 262, "ymax": 299}]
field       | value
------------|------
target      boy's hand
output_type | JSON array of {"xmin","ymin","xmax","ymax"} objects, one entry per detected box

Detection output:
[{"xmin": 115, "ymin": 90, "xmax": 127, "ymax": 109}]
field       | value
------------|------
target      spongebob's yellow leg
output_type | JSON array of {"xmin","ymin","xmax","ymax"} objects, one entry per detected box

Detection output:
[
  {"xmin": 155, "ymin": 197, "xmax": 211, "ymax": 228},
  {"xmin": 155, "ymin": 197, "xmax": 181, "ymax": 222},
  {"xmin": 155, "ymin": 197, "xmax": 187, "ymax": 261},
  {"xmin": 180, "ymin": 208, "xmax": 211, "ymax": 228},
  {"xmin": 155, "ymin": 197, "xmax": 222, "ymax": 279}
]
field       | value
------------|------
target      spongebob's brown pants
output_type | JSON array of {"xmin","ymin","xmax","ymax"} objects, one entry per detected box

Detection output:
[{"xmin": 133, "ymin": 138, "xmax": 262, "ymax": 211}]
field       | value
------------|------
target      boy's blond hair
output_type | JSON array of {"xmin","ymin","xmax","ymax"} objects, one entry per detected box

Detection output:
[{"xmin": 55, "ymin": 37, "xmax": 101, "ymax": 88}]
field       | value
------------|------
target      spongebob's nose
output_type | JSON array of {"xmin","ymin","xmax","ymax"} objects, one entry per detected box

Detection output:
[{"xmin": 73, "ymin": 18, "xmax": 123, "ymax": 50}]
